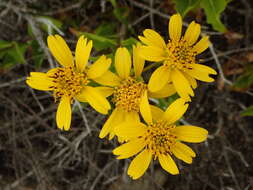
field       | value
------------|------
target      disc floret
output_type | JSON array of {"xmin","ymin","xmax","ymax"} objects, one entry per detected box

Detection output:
[
  {"xmin": 113, "ymin": 77, "xmax": 147, "ymax": 112},
  {"xmin": 144, "ymin": 121, "xmax": 177, "ymax": 159},
  {"xmin": 165, "ymin": 39, "xmax": 197, "ymax": 70},
  {"xmin": 48, "ymin": 66, "xmax": 88, "ymax": 102}
]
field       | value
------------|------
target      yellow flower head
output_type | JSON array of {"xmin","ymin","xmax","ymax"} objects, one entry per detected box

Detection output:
[
  {"xmin": 26, "ymin": 35, "xmax": 111, "ymax": 130},
  {"xmin": 113, "ymin": 98, "xmax": 208, "ymax": 179},
  {"xmin": 98, "ymin": 45, "xmax": 176, "ymax": 140},
  {"xmin": 139, "ymin": 14, "xmax": 217, "ymax": 100}
]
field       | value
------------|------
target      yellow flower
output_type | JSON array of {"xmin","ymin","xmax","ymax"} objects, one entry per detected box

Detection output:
[
  {"xmin": 26, "ymin": 35, "xmax": 111, "ymax": 130},
  {"xmin": 113, "ymin": 98, "xmax": 208, "ymax": 179},
  {"xmin": 139, "ymin": 14, "xmax": 217, "ymax": 100},
  {"xmin": 98, "ymin": 44, "xmax": 176, "ymax": 140}
]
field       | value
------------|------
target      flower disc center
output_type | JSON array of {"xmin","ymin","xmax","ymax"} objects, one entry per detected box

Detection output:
[
  {"xmin": 145, "ymin": 121, "xmax": 177, "ymax": 159},
  {"xmin": 49, "ymin": 67, "xmax": 88, "ymax": 101},
  {"xmin": 113, "ymin": 77, "xmax": 147, "ymax": 112},
  {"xmin": 165, "ymin": 40, "xmax": 196, "ymax": 70}
]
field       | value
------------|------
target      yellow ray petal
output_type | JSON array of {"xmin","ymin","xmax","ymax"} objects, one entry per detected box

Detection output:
[
  {"xmin": 183, "ymin": 21, "xmax": 201, "ymax": 46},
  {"xmin": 142, "ymin": 29, "xmax": 166, "ymax": 49},
  {"xmin": 171, "ymin": 69, "xmax": 194, "ymax": 101},
  {"xmin": 56, "ymin": 96, "xmax": 72, "ymax": 130},
  {"xmin": 114, "ymin": 122, "xmax": 147, "ymax": 140},
  {"xmin": 46, "ymin": 68, "xmax": 60, "ymax": 76},
  {"xmin": 158, "ymin": 154, "xmax": 179, "ymax": 175},
  {"xmin": 150, "ymin": 105, "xmax": 164, "ymax": 121},
  {"xmin": 174, "ymin": 142, "xmax": 196, "ymax": 157},
  {"xmin": 183, "ymin": 72, "xmax": 198, "ymax": 89},
  {"xmin": 139, "ymin": 46, "xmax": 166, "ymax": 62},
  {"xmin": 99, "ymin": 108, "xmax": 124, "ymax": 139},
  {"xmin": 148, "ymin": 66, "xmax": 170, "ymax": 92},
  {"xmin": 117, "ymin": 136, "xmax": 125, "ymax": 143},
  {"xmin": 115, "ymin": 47, "xmax": 131, "ymax": 79},
  {"xmin": 113, "ymin": 138, "xmax": 146, "ymax": 159},
  {"xmin": 133, "ymin": 43, "xmax": 145, "ymax": 78},
  {"xmin": 187, "ymin": 64, "xmax": 217, "ymax": 82},
  {"xmin": 75, "ymin": 90, "xmax": 87, "ymax": 102},
  {"xmin": 192, "ymin": 36, "xmax": 210, "ymax": 54},
  {"xmin": 140, "ymin": 91, "xmax": 152, "ymax": 124},
  {"xmin": 93, "ymin": 70, "xmax": 121, "ymax": 87},
  {"xmin": 30, "ymin": 72, "xmax": 49, "ymax": 77},
  {"xmin": 163, "ymin": 98, "xmax": 189, "ymax": 124},
  {"xmin": 174, "ymin": 125, "xmax": 208, "ymax": 143},
  {"xmin": 149, "ymin": 83, "xmax": 176, "ymax": 98},
  {"xmin": 169, "ymin": 14, "xmax": 182, "ymax": 42},
  {"xmin": 138, "ymin": 36, "xmax": 149, "ymax": 45},
  {"xmin": 94, "ymin": 87, "xmax": 114, "ymax": 98},
  {"xmin": 26, "ymin": 72, "xmax": 55, "ymax": 91},
  {"xmin": 127, "ymin": 149, "xmax": 152, "ymax": 180},
  {"xmin": 76, "ymin": 86, "xmax": 111, "ymax": 114},
  {"xmin": 47, "ymin": 35, "xmax": 73, "ymax": 67},
  {"xmin": 107, "ymin": 110, "xmax": 126, "ymax": 140},
  {"xmin": 87, "ymin": 55, "xmax": 111, "ymax": 79},
  {"xmin": 72, "ymin": 87, "xmax": 111, "ymax": 111},
  {"xmin": 172, "ymin": 144, "xmax": 193, "ymax": 164},
  {"xmin": 125, "ymin": 111, "xmax": 140, "ymax": 123},
  {"xmin": 75, "ymin": 36, "xmax": 92, "ymax": 72},
  {"xmin": 109, "ymin": 130, "xmax": 115, "ymax": 140}
]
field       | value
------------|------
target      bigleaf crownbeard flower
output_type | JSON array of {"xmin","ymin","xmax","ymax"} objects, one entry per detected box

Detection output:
[
  {"xmin": 113, "ymin": 98, "xmax": 208, "ymax": 179},
  {"xmin": 98, "ymin": 44, "xmax": 176, "ymax": 140},
  {"xmin": 139, "ymin": 14, "xmax": 217, "ymax": 100},
  {"xmin": 26, "ymin": 35, "xmax": 111, "ymax": 130}
]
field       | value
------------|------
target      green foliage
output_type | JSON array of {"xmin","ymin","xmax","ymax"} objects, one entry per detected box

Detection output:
[
  {"xmin": 234, "ymin": 73, "xmax": 253, "ymax": 89},
  {"xmin": 121, "ymin": 37, "xmax": 138, "ymax": 50},
  {"xmin": 241, "ymin": 105, "xmax": 253, "ymax": 117},
  {"xmin": 95, "ymin": 23, "xmax": 116, "ymax": 37},
  {"xmin": 173, "ymin": 0, "xmax": 201, "ymax": 17},
  {"xmin": 0, "ymin": 40, "xmax": 13, "ymax": 49},
  {"xmin": 173, "ymin": 0, "xmax": 230, "ymax": 32},
  {"xmin": 8, "ymin": 42, "xmax": 27, "ymax": 64},
  {"xmin": 80, "ymin": 21, "xmax": 138, "ymax": 52},
  {"xmin": 233, "ymin": 64, "xmax": 253, "ymax": 90},
  {"xmin": 0, "ymin": 40, "xmax": 28, "ymax": 69},
  {"xmin": 235, "ymin": 67, "xmax": 253, "ymax": 117},
  {"xmin": 78, "ymin": 22, "xmax": 117, "ymax": 51},
  {"xmin": 29, "ymin": 40, "xmax": 45, "ymax": 69},
  {"xmin": 82, "ymin": 32, "xmax": 117, "ymax": 51},
  {"xmin": 201, "ymin": 0, "xmax": 227, "ymax": 32},
  {"xmin": 109, "ymin": 0, "xmax": 129, "ymax": 24}
]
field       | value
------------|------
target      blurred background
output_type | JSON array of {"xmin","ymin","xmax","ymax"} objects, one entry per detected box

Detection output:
[{"xmin": 0, "ymin": 0, "xmax": 253, "ymax": 189}]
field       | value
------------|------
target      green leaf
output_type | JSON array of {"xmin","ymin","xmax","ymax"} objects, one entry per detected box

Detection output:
[
  {"xmin": 81, "ymin": 32, "xmax": 117, "ymax": 51},
  {"xmin": 95, "ymin": 22, "xmax": 116, "ymax": 37},
  {"xmin": 201, "ymin": 0, "xmax": 227, "ymax": 32},
  {"xmin": 7, "ymin": 42, "xmax": 28, "ymax": 64},
  {"xmin": 1, "ymin": 54, "xmax": 18, "ymax": 69},
  {"xmin": 121, "ymin": 37, "xmax": 138, "ymax": 49},
  {"xmin": 241, "ymin": 105, "xmax": 253, "ymax": 117},
  {"xmin": 173, "ymin": 0, "xmax": 201, "ymax": 17},
  {"xmin": 108, "ymin": 0, "xmax": 117, "ymax": 8},
  {"xmin": 0, "ymin": 40, "xmax": 13, "ymax": 50},
  {"xmin": 113, "ymin": 7, "xmax": 129, "ymax": 24},
  {"xmin": 29, "ymin": 40, "xmax": 45, "ymax": 68},
  {"xmin": 233, "ymin": 73, "xmax": 253, "ymax": 89},
  {"xmin": 108, "ymin": 0, "xmax": 129, "ymax": 24}
]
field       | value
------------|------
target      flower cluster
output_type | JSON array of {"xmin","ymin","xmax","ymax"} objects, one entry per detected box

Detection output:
[{"xmin": 26, "ymin": 14, "xmax": 216, "ymax": 179}]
